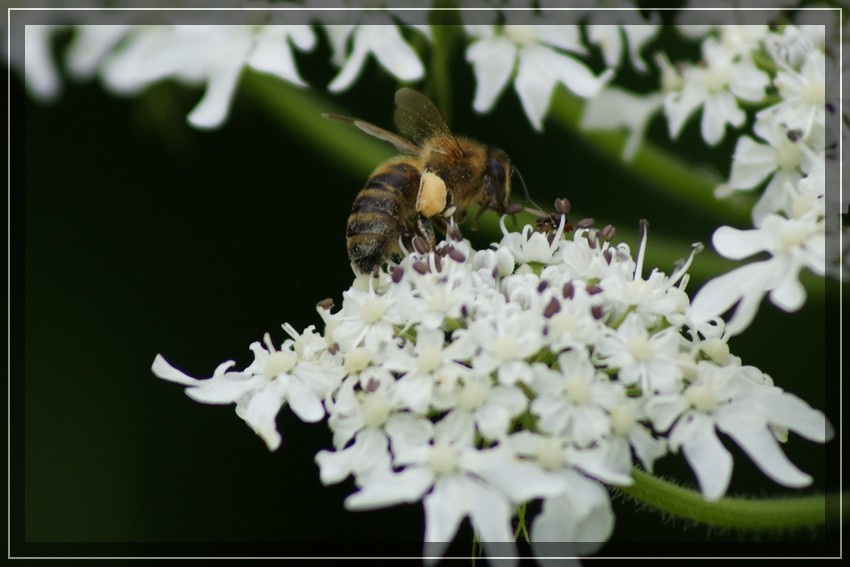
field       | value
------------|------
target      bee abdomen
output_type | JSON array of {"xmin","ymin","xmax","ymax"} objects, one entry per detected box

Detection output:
[{"xmin": 347, "ymin": 161, "xmax": 420, "ymax": 273}]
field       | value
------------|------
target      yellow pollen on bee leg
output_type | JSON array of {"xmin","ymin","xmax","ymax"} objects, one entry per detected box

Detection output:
[{"xmin": 416, "ymin": 172, "xmax": 447, "ymax": 218}]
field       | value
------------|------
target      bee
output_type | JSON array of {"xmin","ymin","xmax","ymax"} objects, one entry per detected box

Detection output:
[{"xmin": 325, "ymin": 88, "xmax": 513, "ymax": 274}]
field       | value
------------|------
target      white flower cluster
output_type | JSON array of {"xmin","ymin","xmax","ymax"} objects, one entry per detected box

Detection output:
[
  {"xmin": 583, "ymin": 21, "xmax": 838, "ymax": 336},
  {"xmin": 153, "ymin": 213, "xmax": 831, "ymax": 564},
  {"xmin": 15, "ymin": 4, "xmax": 656, "ymax": 132},
  {"xmin": 672, "ymin": 24, "xmax": 835, "ymax": 336}
]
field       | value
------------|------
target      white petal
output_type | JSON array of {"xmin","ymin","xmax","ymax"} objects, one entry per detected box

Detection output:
[
  {"xmin": 327, "ymin": 27, "xmax": 371, "ymax": 93},
  {"xmin": 66, "ymin": 25, "xmax": 131, "ymax": 80},
  {"xmin": 728, "ymin": 136, "xmax": 778, "ymax": 189},
  {"xmin": 465, "ymin": 447, "xmax": 567, "ymax": 503},
  {"xmin": 716, "ymin": 413, "xmax": 812, "ymax": 488},
  {"xmin": 664, "ymin": 83, "xmax": 706, "ymax": 139},
  {"xmin": 702, "ymin": 91, "xmax": 744, "ymax": 146},
  {"xmin": 466, "ymin": 37, "xmax": 517, "ymax": 114},
  {"xmin": 287, "ymin": 378, "xmax": 325, "ymax": 423},
  {"xmin": 323, "ymin": 24, "xmax": 355, "ymax": 67},
  {"xmin": 344, "ymin": 466, "xmax": 434, "ymax": 510},
  {"xmin": 760, "ymin": 390, "xmax": 831, "ymax": 442},
  {"xmin": 768, "ymin": 266, "xmax": 806, "ymax": 312},
  {"xmin": 531, "ymin": 471, "xmax": 614, "ymax": 562},
  {"xmin": 468, "ymin": 479, "xmax": 517, "ymax": 566},
  {"xmin": 25, "ymin": 25, "xmax": 62, "ymax": 102},
  {"xmin": 152, "ymin": 354, "xmax": 204, "ymax": 386},
  {"xmin": 367, "ymin": 25, "xmax": 424, "ymax": 82},
  {"xmin": 623, "ymin": 24, "xmax": 660, "ymax": 73},
  {"xmin": 186, "ymin": 42, "xmax": 250, "ymax": 129},
  {"xmin": 730, "ymin": 63, "xmax": 770, "ymax": 101},
  {"xmin": 247, "ymin": 28, "xmax": 308, "ymax": 86},
  {"xmin": 535, "ymin": 25, "xmax": 585, "ymax": 54},
  {"xmin": 514, "ymin": 45, "xmax": 559, "ymax": 130},
  {"xmin": 423, "ymin": 476, "xmax": 472, "ymax": 561},
  {"xmin": 628, "ymin": 424, "xmax": 668, "ymax": 473},
  {"xmin": 675, "ymin": 413, "xmax": 732, "ymax": 501},
  {"xmin": 186, "ymin": 372, "xmax": 268, "ymax": 405},
  {"xmin": 712, "ymin": 225, "xmax": 771, "ymax": 259},
  {"xmin": 242, "ymin": 381, "xmax": 287, "ymax": 451},
  {"xmin": 689, "ymin": 261, "xmax": 771, "ymax": 325}
]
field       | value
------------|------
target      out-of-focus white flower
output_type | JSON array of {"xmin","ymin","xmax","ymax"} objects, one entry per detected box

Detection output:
[
  {"xmin": 100, "ymin": 23, "xmax": 317, "ymax": 129},
  {"xmin": 726, "ymin": 124, "xmax": 813, "ymax": 224},
  {"xmin": 464, "ymin": 16, "xmax": 614, "ymax": 130},
  {"xmin": 583, "ymin": 9, "xmax": 660, "ymax": 73},
  {"xmin": 756, "ymin": 50, "xmax": 828, "ymax": 139},
  {"xmin": 24, "ymin": 25, "xmax": 66, "ymax": 103},
  {"xmin": 323, "ymin": 11, "xmax": 426, "ymax": 93},
  {"xmin": 581, "ymin": 86, "xmax": 665, "ymax": 161},
  {"xmin": 664, "ymin": 37, "xmax": 770, "ymax": 145}
]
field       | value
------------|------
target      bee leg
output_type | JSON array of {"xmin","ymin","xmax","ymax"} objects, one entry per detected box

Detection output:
[
  {"xmin": 430, "ymin": 215, "xmax": 448, "ymax": 237},
  {"xmin": 471, "ymin": 205, "xmax": 490, "ymax": 231},
  {"xmin": 442, "ymin": 191, "xmax": 457, "ymax": 218},
  {"xmin": 416, "ymin": 215, "xmax": 437, "ymax": 250}
]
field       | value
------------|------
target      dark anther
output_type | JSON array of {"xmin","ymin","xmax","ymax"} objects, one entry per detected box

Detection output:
[
  {"xmin": 586, "ymin": 284, "xmax": 603, "ymax": 296},
  {"xmin": 391, "ymin": 266, "xmax": 404, "ymax": 283},
  {"xmin": 413, "ymin": 261, "xmax": 430, "ymax": 275},
  {"xmin": 591, "ymin": 305, "xmax": 604, "ymax": 320},
  {"xmin": 603, "ymin": 249, "xmax": 612, "ymax": 265},
  {"xmin": 548, "ymin": 233, "xmax": 556, "ymax": 246},
  {"xmin": 434, "ymin": 254, "xmax": 443, "ymax": 272},
  {"xmin": 413, "ymin": 236, "xmax": 431, "ymax": 255},
  {"xmin": 328, "ymin": 343, "xmax": 339, "ymax": 355},
  {"xmin": 562, "ymin": 282, "xmax": 574, "ymax": 299},
  {"xmin": 600, "ymin": 224, "xmax": 616, "ymax": 242},
  {"xmin": 504, "ymin": 203, "xmax": 524, "ymax": 216},
  {"xmin": 317, "ymin": 298, "xmax": 334, "ymax": 310},
  {"xmin": 587, "ymin": 235, "xmax": 597, "ymax": 250},
  {"xmin": 537, "ymin": 280, "xmax": 549, "ymax": 293},
  {"xmin": 366, "ymin": 378, "xmax": 380, "ymax": 392},
  {"xmin": 448, "ymin": 224, "xmax": 463, "ymax": 241},
  {"xmin": 787, "ymin": 129, "xmax": 803, "ymax": 142},
  {"xmin": 543, "ymin": 296, "xmax": 561, "ymax": 318},
  {"xmin": 577, "ymin": 218, "xmax": 595, "ymax": 229},
  {"xmin": 555, "ymin": 198, "xmax": 571, "ymax": 215},
  {"xmin": 448, "ymin": 248, "xmax": 466, "ymax": 263},
  {"xmin": 492, "ymin": 267, "xmax": 500, "ymax": 280},
  {"xmin": 461, "ymin": 304, "xmax": 469, "ymax": 318}
]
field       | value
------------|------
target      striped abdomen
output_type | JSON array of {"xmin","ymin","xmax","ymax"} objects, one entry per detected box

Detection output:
[{"xmin": 347, "ymin": 160, "xmax": 421, "ymax": 274}]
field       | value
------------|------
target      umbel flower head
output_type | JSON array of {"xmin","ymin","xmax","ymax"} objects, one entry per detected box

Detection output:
[{"xmin": 153, "ymin": 205, "xmax": 831, "ymax": 565}]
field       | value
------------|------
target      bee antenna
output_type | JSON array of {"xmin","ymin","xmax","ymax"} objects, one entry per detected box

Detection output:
[
  {"xmin": 511, "ymin": 166, "xmax": 531, "ymax": 202},
  {"xmin": 511, "ymin": 166, "xmax": 547, "ymax": 213}
]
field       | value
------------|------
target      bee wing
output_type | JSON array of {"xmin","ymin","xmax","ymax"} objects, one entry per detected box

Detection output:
[
  {"xmin": 323, "ymin": 113, "xmax": 421, "ymax": 155},
  {"xmin": 393, "ymin": 88, "xmax": 463, "ymax": 158}
]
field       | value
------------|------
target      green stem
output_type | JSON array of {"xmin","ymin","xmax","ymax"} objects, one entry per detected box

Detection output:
[{"xmin": 615, "ymin": 468, "xmax": 840, "ymax": 529}]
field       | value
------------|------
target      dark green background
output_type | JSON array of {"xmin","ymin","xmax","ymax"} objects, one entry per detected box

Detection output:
[{"xmin": 19, "ymin": 23, "xmax": 839, "ymax": 556}]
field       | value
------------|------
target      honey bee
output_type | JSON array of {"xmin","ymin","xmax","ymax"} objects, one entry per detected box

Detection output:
[{"xmin": 325, "ymin": 88, "xmax": 513, "ymax": 274}]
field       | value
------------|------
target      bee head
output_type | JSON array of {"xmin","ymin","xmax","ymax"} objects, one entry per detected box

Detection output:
[{"xmin": 484, "ymin": 148, "xmax": 511, "ymax": 214}]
